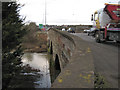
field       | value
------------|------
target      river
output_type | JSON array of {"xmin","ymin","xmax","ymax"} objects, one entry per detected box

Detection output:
[{"xmin": 21, "ymin": 53, "xmax": 51, "ymax": 88}]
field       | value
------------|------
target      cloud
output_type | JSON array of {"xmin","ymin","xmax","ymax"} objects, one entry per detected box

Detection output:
[{"xmin": 18, "ymin": 0, "xmax": 114, "ymax": 25}]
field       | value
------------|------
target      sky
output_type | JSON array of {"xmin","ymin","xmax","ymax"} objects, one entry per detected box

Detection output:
[{"xmin": 17, "ymin": 0, "xmax": 120, "ymax": 25}]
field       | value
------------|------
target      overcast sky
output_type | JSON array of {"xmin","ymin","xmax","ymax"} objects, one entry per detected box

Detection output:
[{"xmin": 18, "ymin": 0, "xmax": 120, "ymax": 25}]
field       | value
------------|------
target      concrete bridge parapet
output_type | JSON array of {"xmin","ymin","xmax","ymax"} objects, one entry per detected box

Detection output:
[
  {"xmin": 48, "ymin": 28, "xmax": 76, "ymax": 69},
  {"xmin": 48, "ymin": 28, "xmax": 94, "ymax": 88}
]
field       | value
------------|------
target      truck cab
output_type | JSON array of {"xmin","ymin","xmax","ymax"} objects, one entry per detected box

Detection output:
[{"xmin": 91, "ymin": 3, "xmax": 120, "ymax": 43}]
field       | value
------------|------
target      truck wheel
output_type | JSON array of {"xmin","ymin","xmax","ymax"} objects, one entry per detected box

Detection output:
[
  {"xmin": 95, "ymin": 32, "xmax": 101, "ymax": 43},
  {"xmin": 88, "ymin": 33, "xmax": 90, "ymax": 36},
  {"xmin": 116, "ymin": 41, "xmax": 120, "ymax": 43}
]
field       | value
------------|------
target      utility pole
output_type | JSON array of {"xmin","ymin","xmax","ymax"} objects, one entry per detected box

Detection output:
[{"xmin": 45, "ymin": 0, "xmax": 46, "ymax": 27}]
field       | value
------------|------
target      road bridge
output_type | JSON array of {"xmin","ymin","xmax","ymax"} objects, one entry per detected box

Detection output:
[{"xmin": 47, "ymin": 28, "xmax": 94, "ymax": 88}]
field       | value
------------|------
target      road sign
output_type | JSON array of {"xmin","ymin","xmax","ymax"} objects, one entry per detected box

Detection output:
[{"xmin": 39, "ymin": 24, "xmax": 43, "ymax": 29}]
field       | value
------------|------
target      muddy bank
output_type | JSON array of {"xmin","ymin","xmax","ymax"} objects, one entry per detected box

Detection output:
[
  {"xmin": 23, "ymin": 44, "xmax": 47, "ymax": 53},
  {"xmin": 22, "ymin": 31, "xmax": 47, "ymax": 53},
  {"xmin": 8, "ymin": 64, "xmax": 42, "ymax": 88}
]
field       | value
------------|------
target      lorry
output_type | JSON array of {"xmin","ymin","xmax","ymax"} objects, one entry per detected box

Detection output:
[{"xmin": 91, "ymin": 3, "xmax": 120, "ymax": 43}]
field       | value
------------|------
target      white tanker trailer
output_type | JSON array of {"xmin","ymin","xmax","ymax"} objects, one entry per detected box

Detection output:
[{"xmin": 91, "ymin": 3, "xmax": 120, "ymax": 43}]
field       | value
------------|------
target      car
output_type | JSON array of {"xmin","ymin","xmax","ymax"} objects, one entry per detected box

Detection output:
[
  {"xmin": 62, "ymin": 28, "xmax": 65, "ymax": 31},
  {"xmin": 67, "ymin": 28, "xmax": 75, "ymax": 33},
  {"xmin": 88, "ymin": 28, "xmax": 95, "ymax": 36},
  {"xmin": 83, "ymin": 29, "xmax": 90, "ymax": 33}
]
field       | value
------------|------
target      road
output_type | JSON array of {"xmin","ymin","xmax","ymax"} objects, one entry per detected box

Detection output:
[{"xmin": 72, "ymin": 33, "xmax": 119, "ymax": 88}]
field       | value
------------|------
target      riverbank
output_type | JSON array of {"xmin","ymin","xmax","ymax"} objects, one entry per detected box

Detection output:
[
  {"xmin": 8, "ymin": 30, "xmax": 50, "ymax": 88},
  {"xmin": 8, "ymin": 53, "xmax": 51, "ymax": 88},
  {"xmin": 22, "ymin": 31, "xmax": 47, "ymax": 53},
  {"xmin": 8, "ymin": 64, "xmax": 42, "ymax": 88}
]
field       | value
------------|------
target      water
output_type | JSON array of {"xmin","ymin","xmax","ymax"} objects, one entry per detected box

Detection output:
[{"xmin": 22, "ymin": 53, "xmax": 51, "ymax": 88}]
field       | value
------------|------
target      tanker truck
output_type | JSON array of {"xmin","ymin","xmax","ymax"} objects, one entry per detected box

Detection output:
[{"xmin": 91, "ymin": 3, "xmax": 120, "ymax": 43}]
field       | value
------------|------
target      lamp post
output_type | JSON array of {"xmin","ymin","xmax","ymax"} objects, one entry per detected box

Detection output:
[
  {"xmin": 45, "ymin": 0, "xmax": 46, "ymax": 25},
  {"xmin": 44, "ymin": 0, "xmax": 47, "ymax": 30}
]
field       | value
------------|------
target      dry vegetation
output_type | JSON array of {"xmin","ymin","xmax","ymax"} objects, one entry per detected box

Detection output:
[{"xmin": 22, "ymin": 22, "xmax": 47, "ymax": 53}]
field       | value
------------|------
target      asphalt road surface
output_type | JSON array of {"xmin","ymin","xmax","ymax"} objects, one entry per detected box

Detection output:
[{"xmin": 72, "ymin": 33, "xmax": 119, "ymax": 88}]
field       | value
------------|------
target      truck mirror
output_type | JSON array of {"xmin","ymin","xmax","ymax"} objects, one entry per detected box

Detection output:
[{"xmin": 91, "ymin": 14, "xmax": 93, "ymax": 21}]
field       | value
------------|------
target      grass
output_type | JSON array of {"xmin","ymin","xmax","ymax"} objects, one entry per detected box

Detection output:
[{"xmin": 94, "ymin": 72, "xmax": 110, "ymax": 88}]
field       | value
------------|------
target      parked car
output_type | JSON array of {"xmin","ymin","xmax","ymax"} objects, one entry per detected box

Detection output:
[
  {"xmin": 67, "ymin": 28, "xmax": 75, "ymax": 33},
  {"xmin": 62, "ymin": 28, "xmax": 65, "ymax": 31}
]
